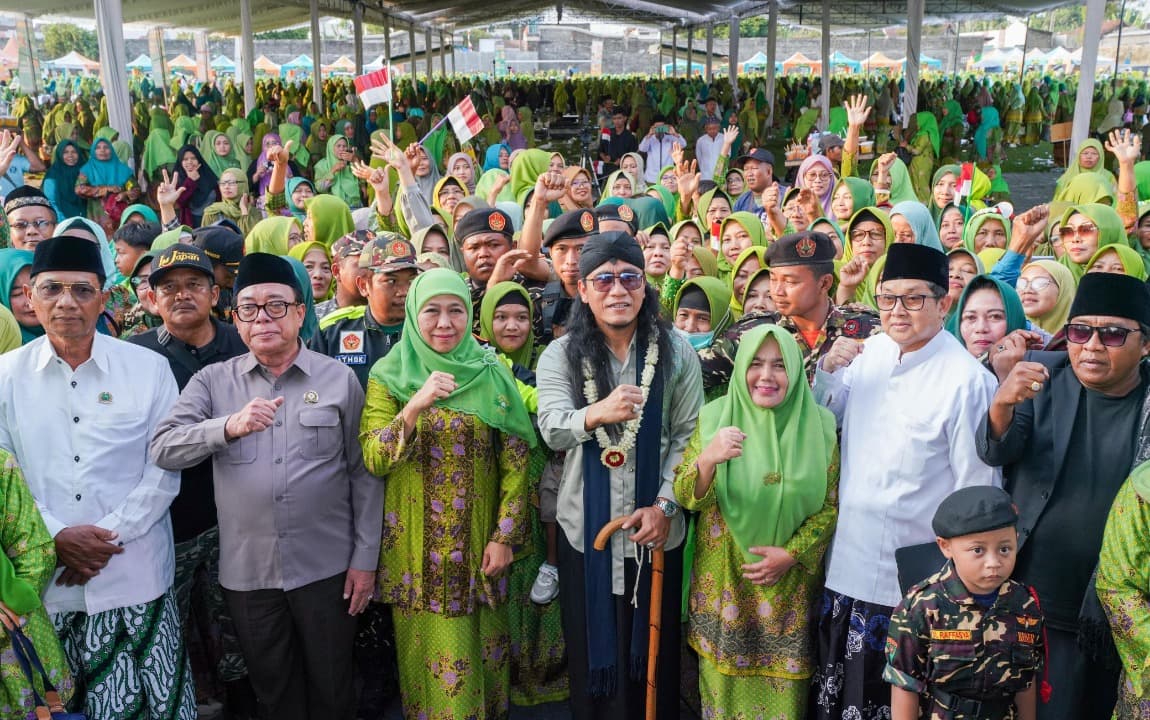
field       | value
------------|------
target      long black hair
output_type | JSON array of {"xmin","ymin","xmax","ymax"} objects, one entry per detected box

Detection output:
[{"xmin": 563, "ymin": 282, "xmax": 674, "ymax": 442}]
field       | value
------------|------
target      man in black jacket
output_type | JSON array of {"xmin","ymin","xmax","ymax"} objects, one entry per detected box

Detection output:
[{"xmin": 977, "ymin": 272, "xmax": 1150, "ymax": 720}]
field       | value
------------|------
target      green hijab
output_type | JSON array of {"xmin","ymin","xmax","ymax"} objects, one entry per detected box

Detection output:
[
  {"xmin": 1059, "ymin": 173, "xmax": 1116, "ymax": 206},
  {"xmin": 370, "ymin": 269, "xmax": 536, "ymax": 444},
  {"xmin": 475, "ymin": 168, "xmax": 515, "ymax": 204},
  {"xmin": 119, "ymin": 204, "xmax": 159, "ymax": 227},
  {"xmin": 282, "ymin": 256, "xmax": 318, "ymax": 342},
  {"xmin": 870, "ymin": 156, "xmax": 918, "ymax": 205},
  {"xmin": 698, "ymin": 325, "xmax": 836, "ymax": 562},
  {"xmin": 1021, "ymin": 259, "xmax": 1076, "ymax": 335},
  {"xmin": 840, "ymin": 207, "xmax": 895, "ymax": 308},
  {"xmin": 946, "ymin": 275, "xmax": 1028, "ymax": 346},
  {"xmin": 288, "ymin": 241, "xmax": 334, "ymax": 300},
  {"xmin": 834, "ymin": 177, "xmax": 876, "ymax": 229},
  {"xmin": 200, "ymin": 130, "xmax": 241, "ymax": 177},
  {"xmin": 305, "ymin": 194, "xmax": 355, "ymax": 248},
  {"xmin": 717, "ymin": 211, "xmax": 767, "ymax": 276},
  {"xmin": 1059, "ymin": 203, "xmax": 1127, "ymax": 280},
  {"xmin": 728, "ymin": 245, "xmax": 768, "ymax": 317},
  {"xmin": 696, "ymin": 187, "xmax": 732, "ymax": 229},
  {"xmin": 315, "ymin": 135, "xmax": 361, "ymax": 208},
  {"xmin": 1087, "ymin": 244, "xmax": 1150, "ymax": 281},
  {"xmin": 914, "ymin": 111, "xmax": 941, "ymax": 156},
  {"xmin": 0, "ymin": 250, "xmax": 40, "ymax": 343},
  {"xmin": 691, "ymin": 246, "xmax": 719, "ymax": 277},
  {"xmin": 1054, "ymin": 139, "xmax": 1117, "ymax": 202},
  {"xmin": 411, "ymin": 226, "xmax": 464, "ymax": 273},
  {"xmin": 479, "ymin": 281, "xmax": 536, "ymax": 368},
  {"xmin": 509, "ymin": 149, "xmax": 553, "ymax": 206},
  {"xmin": 673, "ymin": 276, "xmax": 733, "ymax": 337},
  {"xmin": 961, "ymin": 209, "xmax": 1012, "ymax": 254},
  {"xmin": 245, "ymin": 216, "xmax": 298, "ymax": 256},
  {"xmin": 600, "ymin": 170, "xmax": 637, "ymax": 203}
]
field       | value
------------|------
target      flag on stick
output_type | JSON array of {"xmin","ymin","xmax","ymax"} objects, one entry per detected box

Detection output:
[
  {"xmin": 446, "ymin": 96, "xmax": 484, "ymax": 145},
  {"xmin": 354, "ymin": 68, "xmax": 391, "ymax": 108}
]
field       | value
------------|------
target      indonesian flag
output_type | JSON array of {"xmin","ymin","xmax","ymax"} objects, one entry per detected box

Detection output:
[
  {"xmin": 601, "ymin": 128, "xmax": 612, "ymax": 145},
  {"xmin": 354, "ymin": 68, "xmax": 391, "ymax": 108},
  {"xmin": 956, "ymin": 162, "xmax": 974, "ymax": 218},
  {"xmin": 446, "ymin": 96, "xmax": 484, "ymax": 145}
]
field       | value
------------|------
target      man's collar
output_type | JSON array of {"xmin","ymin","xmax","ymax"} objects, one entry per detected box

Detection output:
[
  {"xmin": 238, "ymin": 339, "xmax": 312, "ymax": 376},
  {"xmin": 34, "ymin": 333, "xmax": 109, "ymax": 373}
]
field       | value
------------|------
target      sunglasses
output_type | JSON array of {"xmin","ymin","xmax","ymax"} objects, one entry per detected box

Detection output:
[
  {"xmin": 1059, "ymin": 223, "xmax": 1098, "ymax": 241},
  {"xmin": 587, "ymin": 271, "xmax": 645, "ymax": 293},
  {"xmin": 1064, "ymin": 322, "xmax": 1142, "ymax": 347}
]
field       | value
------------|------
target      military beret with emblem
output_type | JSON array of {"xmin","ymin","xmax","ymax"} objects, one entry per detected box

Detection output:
[
  {"xmin": 544, "ymin": 209, "xmax": 599, "ymax": 248},
  {"xmin": 455, "ymin": 207, "xmax": 514, "ymax": 242},
  {"xmin": 932, "ymin": 486, "xmax": 1019, "ymax": 539},
  {"xmin": 594, "ymin": 203, "xmax": 638, "ymax": 234},
  {"xmin": 766, "ymin": 230, "xmax": 837, "ymax": 267},
  {"xmin": 359, "ymin": 232, "xmax": 421, "ymax": 273}
]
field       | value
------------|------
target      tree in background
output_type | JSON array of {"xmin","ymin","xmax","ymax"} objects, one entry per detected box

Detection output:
[{"xmin": 42, "ymin": 23, "xmax": 99, "ymax": 60}]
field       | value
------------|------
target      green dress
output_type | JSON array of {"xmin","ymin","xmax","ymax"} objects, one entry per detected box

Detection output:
[
  {"xmin": 673, "ymin": 431, "xmax": 839, "ymax": 720},
  {"xmin": 360, "ymin": 384, "xmax": 530, "ymax": 720},
  {"xmin": 0, "ymin": 451, "xmax": 74, "ymax": 719}
]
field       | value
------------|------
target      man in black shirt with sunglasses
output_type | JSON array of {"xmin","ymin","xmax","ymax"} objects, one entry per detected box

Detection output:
[{"xmin": 978, "ymin": 272, "xmax": 1150, "ymax": 720}]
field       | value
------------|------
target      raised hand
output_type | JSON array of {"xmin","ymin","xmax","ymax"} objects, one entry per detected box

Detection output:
[
  {"xmin": 351, "ymin": 160, "xmax": 388, "ymax": 190},
  {"xmin": 156, "ymin": 168, "xmax": 186, "ymax": 208},
  {"xmin": 534, "ymin": 170, "xmax": 568, "ymax": 204},
  {"xmin": 1009, "ymin": 204, "xmax": 1050, "ymax": 256},
  {"xmin": 702, "ymin": 426, "xmax": 746, "ymax": 466},
  {"xmin": 225, "ymin": 397, "xmax": 285, "ymax": 440},
  {"xmin": 1105, "ymin": 128, "xmax": 1142, "ymax": 165},
  {"xmin": 845, "ymin": 94, "xmax": 872, "ymax": 127},
  {"xmin": 761, "ymin": 181, "xmax": 780, "ymax": 211},
  {"xmin": 837, "ymin": 256, "xmax": 870, "ymax": 290},
  {"xmin": 822, "ymin": 336, "xmax": 864, "ymax": 374}
]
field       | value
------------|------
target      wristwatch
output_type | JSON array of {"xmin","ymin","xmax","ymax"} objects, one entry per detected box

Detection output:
[{"xmin": 654, "ymin": 497, "xmax": 680, "ymax": 518}]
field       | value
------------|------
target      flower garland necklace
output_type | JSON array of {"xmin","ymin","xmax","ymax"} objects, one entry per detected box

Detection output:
[{"xmin": 582, "ymin": 332, "xmax": 659, "ymax": 469}]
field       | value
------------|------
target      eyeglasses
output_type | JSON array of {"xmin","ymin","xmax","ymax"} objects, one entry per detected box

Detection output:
[
  {"xmin": 874, "ymin": 293, "xmax": 937, "ymax": 311},
  {"xmin": 850, "ymin": 229, "xmax": 885, "ymax": 242},
  {"xmin": 570, "ymin": 180, "xmax": 591, "ymax": 188},
  {"xmin": 804, "ymin": 172, "xmax": 833, "ymax": 183},
  {"xmin": 34, "ymin": 281, "xmax": 99, "ymax": 302},
  {"xmin": 155, "ymin": 279, "xmax": 211, "ymax": 296},
  {"xmin": 218, "ymin": 180, "xmax": 239, "ymax": 187},
  {"xmin": 1016, "ymin": 277, "xmax": 1057, "ymax": 292},
  {"xmin": 234, "ymin": 300, "xmax": 300, "ymax": 322},
  {"xmin": 1064, "ymin": 322, "xmax": 1142, "ymax": 347},
  {"xmin": 587, "ymin": 271, "xmax": 645, "ymax": 293},
  {"xmin": 10, "ymin": 220, "xmax": 56, "ymax": 232},
  {"xmin": 1059, "ymin": 223, "xmax": 1098, "ymax": 241}
]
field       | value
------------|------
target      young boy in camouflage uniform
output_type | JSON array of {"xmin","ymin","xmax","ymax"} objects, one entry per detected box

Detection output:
[{"xmin": 884, "ymin": 486, "xmax": 1048, "ymax": 720}]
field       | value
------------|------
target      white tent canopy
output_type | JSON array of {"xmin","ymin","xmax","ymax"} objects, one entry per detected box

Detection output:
[{"xmin": 47, "ymin": 50, "xmax": 98, "ymax": 72}]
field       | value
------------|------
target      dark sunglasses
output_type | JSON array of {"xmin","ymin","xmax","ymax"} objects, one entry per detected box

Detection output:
[
  {"xmin": 1064, "ymin": 323, "xmax": 1142, "ymax": 347},
  {"xmin": 588, "ymin": 271, "xmax": 645, "ymax": 293}
]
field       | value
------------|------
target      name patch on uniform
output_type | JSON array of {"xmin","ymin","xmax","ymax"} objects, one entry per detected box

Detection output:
[
  {"xmin": 338, "ymin": 354, "xmax": 368, "ymax": 366},
  {"xmin": 1016, "ymin": 615, "xmax": 1039, "ymax": 628},
  {"xmin": 930, "ymin": 629, "xmax": 973, "ymax": 641},
  {"xmin": 341, "ymin": 331, "xmax": 364, "ymax": 353},
  {"xmin": 1017, "ymin": 631, "xmax": 1036, "ymax": 645}
]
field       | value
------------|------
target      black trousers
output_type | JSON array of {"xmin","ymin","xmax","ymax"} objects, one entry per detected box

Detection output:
[
  {"xmin": 223, "ymin": 573, "xmax": 358, "ymax": 720},
  {"xmin": 557, "ymin": 531, "xmax": 683, "ymax": 720},
  {"xmin": 1038, "ymin": 626, "xmax": 1118, "ymax": 720}
]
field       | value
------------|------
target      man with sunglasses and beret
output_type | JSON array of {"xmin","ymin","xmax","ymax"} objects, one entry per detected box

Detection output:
[{"xmin": 977, "ymin": 272, "xmax": 1150, "ymax": 720}]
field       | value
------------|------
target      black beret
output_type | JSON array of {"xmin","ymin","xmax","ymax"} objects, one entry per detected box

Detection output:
[
  {"xmin": 192, "ymin": 225, "xmax": 244, "ymax": 266},
  {"xmin": 1069, "ymin": 272, "xmax": 1150, "ymax": 328},
  {"xmin": 932, "ymin": 486, "xmax": 1018, "ymax": 539},
  {"xmin": 234, "ymin": 253, "xmax": 302, "ymax": 297},
  {"xmin": 880, "ymin": 244, "xmax": 948, "ymax": 290},
  {"xmin": 4, "ymin": 185, "xmax": 54, "ymax": 215},
  {"xmin": 455, "ymin": 208, "xmax": 513, "ymax": 242},
  {"xmin": 30, "ymin": 235, "xmax": 106, "ymax": 283},
  {"xmin": 578, "ymin": 230, "xmax": 645, "ymax": 278},
  {"xmin": 544, "ymin": 209, "xmax": 598, "ymax": 248},
  {"xmin": 768, "ymin": 231, "xmax": 837, "ymax": 267},
  {"xmin": 594, "ymin": 203, "xmax": 638, "ymax": 234}
]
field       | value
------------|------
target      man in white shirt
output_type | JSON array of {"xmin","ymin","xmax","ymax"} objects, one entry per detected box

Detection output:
[
  {"xmin": 636, "ymin": 115, "xmax": 685, "ymax": 186},
  {"xmin": 0, "ymin": 235, "xmax": 193, "ymax": 720},
  {"xmin": 694, "ymin": 115, "xmax": 724, "ymax": 180},
  {"xmin": 807, "ymin": 243, "xmax": 1001, "ymax": 720}
]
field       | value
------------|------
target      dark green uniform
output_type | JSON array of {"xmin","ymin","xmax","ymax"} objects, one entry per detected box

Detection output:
[
  {"xmin": 698, "ymin": 303, "xmax": 882, "ymax": 392},
  {"xmin": 884, "ymin": 562, "xmax": 1045, "ymax": 720}
]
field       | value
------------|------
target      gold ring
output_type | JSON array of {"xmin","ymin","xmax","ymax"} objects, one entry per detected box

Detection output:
[{"xmin": 1030, "ymin": 381, "xmax": 1041, "ymax": 392}]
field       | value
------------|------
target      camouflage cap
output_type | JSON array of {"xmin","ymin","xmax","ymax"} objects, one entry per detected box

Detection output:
[
  {"xmin": 359, "ymin": 232, "xmax": 420, "ymax": 273},
  {"xmin": 331, "ymin": 230, "xmax": 370, "ymax": 260},
  {"xmin": 932, "ymin": 486, "xmax": 1018, "ymax": 539}
]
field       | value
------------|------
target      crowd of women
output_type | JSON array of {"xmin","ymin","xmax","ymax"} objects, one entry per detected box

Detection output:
[{"xmin": 2, "ymin": 63, "xmax": 1150, "ymax": 720}]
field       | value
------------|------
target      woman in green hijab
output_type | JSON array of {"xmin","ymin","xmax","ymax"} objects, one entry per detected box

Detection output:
[
  {"xmin": 244, "ymin": 216, "xmax": 302, "ymax": 255},
  {"xmin": 304, "ymin": 194, "xmax": 355, "ymax": 248},
  {"xmin": 360, "ymin": 268, "xmax": 533, "ymax": 720},
  {"xmin": 717, "ymin": 212, "xmax": 767, "ymax": 279},
  {"xmin": 0, "ymin": 249, "xmax": 41, "ymax": 344},
  {"xmin": 728, "ymin": 246, "xmax": 768, "ymax": 319},
  {"xmin": 199, "ymin": 130, "xmax": 242, "ymax": 178},
  {"xmin": 946, "ymin": 275, "xmax": 1028, "ymax": 358},
  {"xmin": 1058, "ymin": 203, "xmax": 1127, "ymax": 281},
  {"xmin": 869, "ymin": 155, "xmax": 919, "ymax": 206},
  {"xmin": 600, "ymin": 170, "xmax": 637, "ymax": 202},
  {"xmin": 672, "ymin": 276, "xmax": 733, "ymax": 352},
  {"xmin": 696, "ymin": 187, "xmax": 734, "ymax": 230},
  {"xmin": 830, "ymin": 177, "xmax": 876, "ymax": 232},
  {"xmin": 906, "ymin": 111, "xmax": 941, "ymax": 203},
  {"xmin": 314, "ymin": 135, "xmax": 363, "ymax": 209},
  {"xmin": 837, "ymin": 207, "xmax": 895, "ymax": 308},
  {"xmin": 201, "ymin": 168, "xmax": 257, "ymax": 236},
  {"xmin": 1086, "ymin": 243, "xmax": 1150, "ymax": 281},
  {"xmin": 288, "ymin": 240, "xmax": 334, "ymax": 301},
  {"xmin": 929, "ymin": 164, "xmax": 960, "ymax": 223},
  {"xmin": 1017, "ymin": 259, "xmax": 1076, "ymax": 336},
  {"xmin": 479, "ymin": 281, "xmax": 539, "ymax": 370},
  {"xmin": 1059, "ymin": 172, "xmax": 1116, "ymax": 206},
  {"xmin": 1054, "ymin": 139, "xmax": 1117, "ymax": 202},
  {"xmin": 673, "ymin": 324, "xmax": 837, "ymax": 720},
  {"xmin": 961, "ymin": 207, "xmax": 1012, "ymax": 254}
]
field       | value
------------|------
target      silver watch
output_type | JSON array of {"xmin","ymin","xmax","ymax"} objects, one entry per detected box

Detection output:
[{"xmin": 654, "ymin": 498, "xmax": 679, "ymax": 518}]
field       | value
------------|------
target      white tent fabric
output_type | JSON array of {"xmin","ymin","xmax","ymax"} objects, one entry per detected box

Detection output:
[
  {"xmin": 94, "ymin": 0, "xmax": 133, "ymax": 169},
  {"xmin": 47, "ymin": 51, "xmax": 98, "ymax": 71},
  {"xmin": 126, "ymin": 53, "xmax": 152, "ymax": 70}
]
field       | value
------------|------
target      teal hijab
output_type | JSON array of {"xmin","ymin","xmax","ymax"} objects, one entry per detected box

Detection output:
[
  {"xmin": 889, "ymin": 201, "xmax": 944, "ymax": 252},
  {"xmin": 946, "ymin": 274, "xmax": 1028, "ymax": 346},
  {"xmin": 283, "ymin": 256, "xmax": 318, "ymax": 342},
  {"xmin": 0, "ymin": 250, "xmax": 40, "ymax": 343}
]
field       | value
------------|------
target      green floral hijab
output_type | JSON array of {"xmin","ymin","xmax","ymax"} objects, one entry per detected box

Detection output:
[
  {"xmin": 371, "ymin": 268, "xmax": 536, "ymax": 444},
  {"xmin": 479, "ymin": 281, "xmax": 536, "ymax": 368},
  {"xmin": 698, "ymin": 325, "xmax": 836, "ymax": 562}
]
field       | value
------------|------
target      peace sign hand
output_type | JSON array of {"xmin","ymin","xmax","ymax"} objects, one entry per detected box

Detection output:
[{"xmin": 156, "ymin": 168, "xmax": 186, "ymax": 207}]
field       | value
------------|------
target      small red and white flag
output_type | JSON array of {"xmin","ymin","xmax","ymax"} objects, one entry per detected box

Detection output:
[
  {"xmin": 354, "ymin": 68, "xmax": 391, "ymax": 108},
  {"xmin": 955, "ymin": 162, "xmax": 974, "ymax": 218},
  {"xmin": 446, "ymin": 96, "xmax": 484, "ymax": 145}
]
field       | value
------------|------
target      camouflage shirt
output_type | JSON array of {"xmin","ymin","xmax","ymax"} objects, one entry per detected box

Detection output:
[
  {"xmin": 698, "ymin": 302, "xmax": 882, "ymax": 394},
  {"xmin": 884, "ymin": 561, "xmax": 1045, "ymax": 720}
]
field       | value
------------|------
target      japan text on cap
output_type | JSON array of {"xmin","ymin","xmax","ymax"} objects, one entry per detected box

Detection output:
[{"xmin": 149, "ymin": 243, "xmax": 215, "ymax": 286}]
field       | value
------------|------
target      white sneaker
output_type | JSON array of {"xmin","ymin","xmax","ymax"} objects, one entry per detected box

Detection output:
[{"xmin": 530, "ymin": 562, "xmax": 560, "ymax": 604}]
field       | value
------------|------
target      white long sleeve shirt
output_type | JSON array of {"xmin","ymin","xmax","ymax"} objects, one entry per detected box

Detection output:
[
  {"xmin": 637, "ymin": 133, "xmax": 685, "ymax": 184},
  {"xmin": 0, "ymin": 334, "xmax": 179, "ymax": 614},
  {"xmin": 814, "ymin": 330, "xmax": 1001, "ymax": 608},
  {"xmin": 695, "ymin": 133, "xmax": 725, "ymax": 181}
]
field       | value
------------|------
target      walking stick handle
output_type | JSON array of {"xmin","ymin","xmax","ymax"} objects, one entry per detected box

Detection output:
[{"xmin": 593, "ymin": 516, "xmax": 630, "ymax": 550}]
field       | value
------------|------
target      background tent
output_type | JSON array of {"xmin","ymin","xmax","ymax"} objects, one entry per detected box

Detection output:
[
  {"xmin": 663, "ymin": 59, "xmax": 706, "ymax": 76},
  {"xmin": 323, "ymin": 55, "xmax": 355, "ymax": 76},
  {"xmin": 863, "ymin": 51, "xmax": 901, "ymax": 72},
  {"xmin": 210, "ymin": 55, "xmax": 236, "ymax": 73},
  {"xmin": 782, "ymin": 51, "xmax": 820, "ymax": 75},
  {"xmin": 829, "ymin": 50, "xmax": 861, "ymax": 74},
  {"xmin": 167, "ymin": 53, "xmax": 197, "ymax": 71},
  {"xmin": 47, "ymin": 51, "xmax": 99, "ymax": 73},
  {"xmin": 126, "ymin": 53, "xmax": 152, "ymax": 71},
  {"xmin": 919, "ymin": 54, "xmax": 943, "ymax": 70},
  {"xmin": 741, "ymin": 51, "xmax": 769, "ymax": 73},
  {"xmin": 253, "ymin": 55, "xmax": 281, "ymax": 76},
  {"xmin": 281, "ymin": 54, "xmax": 314, "ymax": 73}
]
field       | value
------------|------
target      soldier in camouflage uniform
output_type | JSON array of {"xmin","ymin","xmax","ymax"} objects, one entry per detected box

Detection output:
[
  {"xmin": 698, "ymin": 230, "xmax": 881, "ymax": 392},
  {"xmin": 885, "ymin": 486, "xmax": 1047, "ymax": 720}
]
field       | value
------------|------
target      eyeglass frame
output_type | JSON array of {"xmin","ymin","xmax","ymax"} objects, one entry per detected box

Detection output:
[{"xmin": 233, "ymin": 300, "xmax": 301, "ymax": 322}]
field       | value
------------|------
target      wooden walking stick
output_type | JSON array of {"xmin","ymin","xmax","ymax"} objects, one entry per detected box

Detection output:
[{"xmin": 594, "ymin": 516, "xmax": 665, "ymax": 720}]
